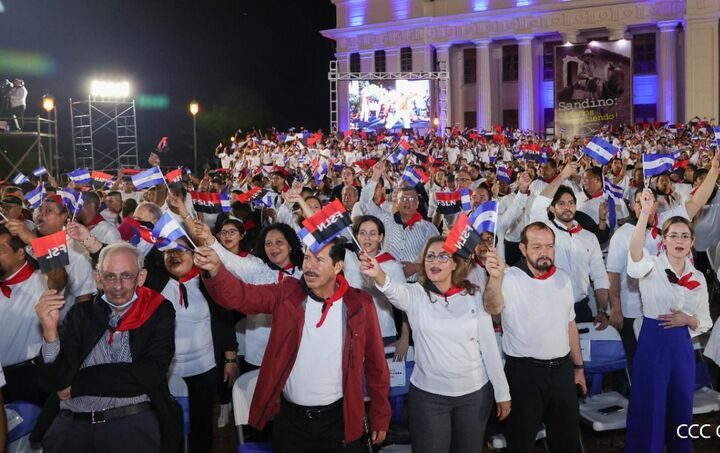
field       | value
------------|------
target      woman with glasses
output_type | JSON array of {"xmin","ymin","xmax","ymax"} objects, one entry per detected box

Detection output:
[
  {"xmin": 344, "ymin": 215, "xmax": 411, "ymax": 360},
  {"xmin": 624, "ymin": 188, "xmax": 711, "ymax": 453},
  {"xmin": 360, "ymin": 236, "xmax": 510, "ymax": 453},
  {"xmin": 214, "ymin": 218, "xmax": 250, "ymax": 256},
  {"xmin": 194, "ymin": 221, "xmax": 304, "ymax": 370}
]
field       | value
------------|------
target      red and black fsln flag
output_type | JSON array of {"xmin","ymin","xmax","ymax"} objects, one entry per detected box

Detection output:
[{"xmin": 31, "ymin": 231, "xmax": 70, "ymax": 273}]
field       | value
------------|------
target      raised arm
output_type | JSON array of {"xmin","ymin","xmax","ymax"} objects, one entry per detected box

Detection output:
[
  {"xmin": 630, "ymin": 188, "xmax": 654, "ymax": 263},
  {"xmin": 540, "ymin": 161, "xmax": 577, "ymax": 200},
  {"xmin": 686, "ymin": 151, "xmax": 720, "ymax": 220},
  {"xmin": 483, "ymin": 248, "xmax": 506, "ymax": 315}
]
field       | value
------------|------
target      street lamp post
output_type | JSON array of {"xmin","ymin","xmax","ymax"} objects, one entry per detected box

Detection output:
[{"xmin": 189, "ymin": 101, "xmax": 199, "ymax": 172}]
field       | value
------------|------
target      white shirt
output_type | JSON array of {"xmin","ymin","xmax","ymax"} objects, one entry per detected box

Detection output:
[
  {"xmin": 0, "ymin": 265, "xmax": 48, "ymax": 366},
  {"xmin": 530, "ymin": 195, "xmax": 609, "ymax": 301},
  {"xmin": 500, "ymin": 266, "xmax": 575, "ymax": 360},
  {"xmin": 377, "ymin": 278, "xmax": 509, "ymax": 401},
  {"xmin": 162, "ymin": 276, "xmax": 216, "ymax": 378},
  {"xmin": 9, "ymin": 86, "xmax": 27, "ymax": 108},
  {"xmin": 627, "ymin": 251, "xmax": 711, "ymax": 338},
  {"xmin": 283, "ymin": 297, "xmax": 344, "ymax": 406},
  {"xmin": 344, "ymin": 251, "xmax": 404, "ymax": 338},
  {"xmin": 209, "ymin": 240, "xmax": 302, "ymax": 365},
  {"xmin": 89, "ymin": 219, "xmax": 121, "ymax": 245},
  {"xmin": 100, "ymin": 208, "xmax": 121, "ymax": 228},
  {"xmin": 690, "ymin": 189, "xmax": 720, "ymax": 252},
  {"xmin": 606, "ymin": 205, "xmax": 689, "ymax": 318}
]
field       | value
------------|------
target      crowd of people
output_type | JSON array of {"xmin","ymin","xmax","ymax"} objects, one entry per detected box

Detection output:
[{"xmin": 1, "ymin": 119, "xmax": 720, "ymax": 453}]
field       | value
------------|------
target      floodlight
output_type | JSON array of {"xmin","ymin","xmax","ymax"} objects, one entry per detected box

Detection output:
[
  {"xmin": 90, "ymin": 80, "xmax": 130, "ymax": 98},
  {"xmin": 189, "ymin": 100, "xmax": 199, "ymax": 115},
  {"xmin": 42, "ymin": 94, "xmax": 55, "ymax": 112}
]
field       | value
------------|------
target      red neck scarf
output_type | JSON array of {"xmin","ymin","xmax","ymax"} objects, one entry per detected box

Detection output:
[
  {"xmin": 237, "ymin": 250, "xmax": 249, "ymax": 257},
  {"xmin": 534, "ymin": 265, "xmax": 556, "ymax": 280},
  {"xmin": 403, "ymin": 212, "xmax": 423, "ymax": 230},
  {"xmin": 375, "ymin": 252, "xmax": 395, "ymax": 263},
  {"xmin": 568, "ymin": 223, "xmax": 583, "ymax": 235},
  {"xmin": 0, "ymin": 262, "xmax": 34, "ymax": 298},
  {"xmin": 177, "ymin": 267, "xmax": 201, "ymax": 308},
  {"xmin": 474, "ymin": 257, "xmax": 485, "ymax": 268},
  {"xmin": 108, "ymin": 286, "xmax": 166, "ymax": 343},
  {"xmin": 86, "ymin": 214, "xmax": 105, "ymax": 229},
  {"xmin": 648, "ymin": 214, "xmax": 659, "ymax": 239},
  {"xmin": 676, "ymin": 273, "xmax": 701, "ymax": 290},
  {"xmin": 315, "ymin": 274, "xmax": 349, "ymax": 328},
  {"xmin": 426, "ymin": 283, "xmax": 464, "ymax": 303},
  {"xmin": 587, "ymin": 191, "xmax": 604, "ymax": 200},
  {"xmin": 376, "ymin": 196, "xmax": 386, "ymax": 207},
  {"xmin": 277, "ymin": 263, "xmax": 295, "ymax": 282}
]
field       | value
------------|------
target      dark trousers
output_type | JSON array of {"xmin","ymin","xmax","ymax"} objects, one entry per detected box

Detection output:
[
  {"xmin": 504, "ymin": 355, "xmax": 579, "ymax": 453},
  {"xmin": 407, "ymin": 383, "xmax": 493, "ymax": 453},
  {"xmin": 620, "ymin": 316, "xmax": 638, "ymax": 374},
  {"xmin": 625, "ymin": 318, "xmax": 694, "ymax": 453},
  {"xmin": 1, "ymin": 359, "xmax": 48, "ymax": 406},
  {"xmin": 183, "ymin": 367, "xmax": 218, "ymax": 453},
  {"xmin": 42, "ymin": 409, "xmax": 161, "ymax": 453},
  {"xmin": 574, "ymin": 297, "xmax": 593, "ymax": 323},
  {"xmin": 273, "ymin": 397, "xmax": 364, "ymax": 453}
]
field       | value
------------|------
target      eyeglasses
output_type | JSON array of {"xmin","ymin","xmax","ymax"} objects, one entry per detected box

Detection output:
[
  {"xmin": 219, "ymin": 229, "xmax": 240, "ymax": 237},
  {"xmin": 425, "ymin": 253, "xmax": 452, "ymax": 263},
  {"xmin": 479, "ymin": 237, "xmax": 494, "ymax": 245},
  {"xmin": 664, "ymin": 233, "xmax": 692, "ymax": 241},
  {"xmin": 400, "ymin": 196, "xmax": 417, "ymax": 203},
  {"xmin": 101, "ymin": 272, "xmax": 139, "ymax": 284},
  {"xmin": 357, "ymin": 231, "xmax": 379, "ymax": 237}
]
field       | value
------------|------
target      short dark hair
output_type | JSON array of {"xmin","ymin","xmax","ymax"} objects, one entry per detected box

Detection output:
[
  {"xmin": 122, "ymin": 198, "xmax": 138, "ymax": 217},
  {"xmin": 551, "ymin": 186, "xmax": 577, "ymax": 207},
  {"xmin": 107, "ymin": 191, "xmax": 121, "ymax": 199},
  {"xmin": 83, "ymin": 191, "xmax": 101, "ymax": 211},
  {"xmin": 327, "ymin": 237, "xmax": 347, "ymax": 264},
  {"xmin": 585, "ymin": 166, "xmax": 603, "ymax": 181},
  {"xmin": 0, "ymin": 225, "xmax": 26, "ymax": 252},
  {"xmin": 520, "ymin": 221, "xmax": 556, "ymax": 245}
]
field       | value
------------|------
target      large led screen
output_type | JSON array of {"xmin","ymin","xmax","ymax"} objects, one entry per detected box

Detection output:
[{"xmin": 349, "ymin": 80, "xmax": 431, "ymax": 131}]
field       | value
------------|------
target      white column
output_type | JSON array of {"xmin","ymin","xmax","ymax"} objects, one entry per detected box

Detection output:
[
  {"xmin": 385, "ymin": 47, "xmax": 400, "ymax": 73},
  {"xmin": 450, "ymin": 45, "xmax": 464, "ymax": 128},
  {"xmin": 684, "ymin": 18, "xmax": 719, "ymax": 121},
  {"xmin": 473, "ymin": 39, "xmax": 492, "ymax": 130},
  {"xmin": 490, "ymin": 44, "xmax": 503, "ymax": 126},
  {"xmin": 336, "ymin": 53, "xmax": 350, "ymax": 131},
  {"xmin": 517, "ymin": 35, "xmax": 535, "ymax": 130},
  {"xmin": 359, "ymin": 50, "xmax": 374, "ymax": 73},
  {"xmin": 435, "ymin": 43, "xmax": 451, "ymax": 132},
  {"xmin": 657, "ymin": 21, "xmax": 678, "ymax": 123},
  {"xmin": 411, "ymin": 44, "xmax": 432, "ymax": 72}
]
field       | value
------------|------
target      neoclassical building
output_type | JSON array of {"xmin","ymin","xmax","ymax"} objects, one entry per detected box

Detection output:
[{"xmin": 321, "ymin": 0, "xmax": 720, "ymax": 133}]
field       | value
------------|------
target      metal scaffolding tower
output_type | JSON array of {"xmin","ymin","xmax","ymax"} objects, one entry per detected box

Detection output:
[
  {"xmin": 0, "ymin": 115, "xmax": 58, "ymax": 179},
  {"xmin": 328, "ymin": 60, "xmax": 449, "ymax": 133},
  {"xmin": 70, "ymin": 98, "xmax": 139, "ymax": 171}
]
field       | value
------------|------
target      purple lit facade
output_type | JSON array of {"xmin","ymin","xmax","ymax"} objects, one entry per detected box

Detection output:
[{"xmin": 322, "ymin": 0, "xmax": 720, "ymax": 132}]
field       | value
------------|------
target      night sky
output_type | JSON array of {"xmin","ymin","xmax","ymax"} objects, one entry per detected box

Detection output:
[{"xmin": 1, "ymin": 0, "xmax": 336, "ymax": 170}]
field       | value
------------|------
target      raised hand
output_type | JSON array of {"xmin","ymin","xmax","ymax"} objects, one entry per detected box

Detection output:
[
  {"xmin": 484, "ymin": 247, "xmax": 505, "ymax": 279},
  {"xmin": 193, "ymin": 246, "xmax": 221, "ymax": 276},
  {"xmin": 35, "ymin": 289, "xmax": 65, "ymax": 341}
]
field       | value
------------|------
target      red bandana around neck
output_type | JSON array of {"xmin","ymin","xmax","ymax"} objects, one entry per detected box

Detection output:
[
  {"xmin": 587, "ymin": 191, "xmax": 604, "ymax": 200},
  {"xmin": 177, "ymin": 266, "xmax": 202, "ymax": 308},
  {"xmin": 315, "ymin": 274, "xmax": 349, "ymax": 328},
  {"xmin": 430, "ymin": 284, "xmax": 465, "ymax": 303},
  {"xmin": 86, "ymin": 214, "xmax": 105, "ymax": 229},
  {"xmin": 533, "ymin": 265, "xmax": 556, "ymax": 280},
  {"xmin": 676, "ymin": 273, "xmax": 701, "ymax": 290},
  {"xmin": 277, "ymin": 263, "xmax": 295, "ymax": 282},
  {"xmin": 403, "ymin": 212, "xmax": 423, "ymax": 230},
  {"xmin": 648, "ymin": 215, "xmax": 659, "ymax": 239},
  {"xmin": 108, "ymin": 286, "xmax": 165, "ymax": 343},
  {"xmin": 375, "ymin": 252, "xmax": 395, "ymax": 264},
  {"xmin": 237, "ymin": 250, "xmax": 249, "ymax": 257},
  {"xmin": 0, "ymin": 262, "xmax": 34, "ymax": 298},
  {"xmin": 568, "ymin": 223, "xmax": 583, "ymax": 235}
]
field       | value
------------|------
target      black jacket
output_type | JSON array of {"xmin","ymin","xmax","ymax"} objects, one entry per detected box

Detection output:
[{"xmin": 30, "ymin": 293, "xmax": 183, "ymax": 453}]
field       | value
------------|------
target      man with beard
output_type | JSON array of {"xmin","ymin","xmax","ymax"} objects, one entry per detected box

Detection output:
[
  {"xmin": 483, "ymin": 222, "xmax": 586, "ymax": 453},
  {"xmin": 530, "ymin": 162, "xmax": 610, "ymax": 325},
  {"xmin": 194, "ymin": 237, "xmax": 390, "ymax": 452}
]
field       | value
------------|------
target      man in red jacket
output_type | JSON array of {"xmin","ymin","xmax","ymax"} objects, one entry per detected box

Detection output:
[{"xmin": 195, "ymin": 237, "xmax": 390, "ymax": 452}]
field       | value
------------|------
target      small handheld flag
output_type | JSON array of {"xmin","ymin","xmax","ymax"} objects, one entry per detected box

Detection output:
[
  {"xmin": 68, "ymin": 168, "xmax": 92, "ymax": 185},
  {"xmin": 443, "ymin": 213, "xmax": 481, "ymax": 259},
  {"xmin": 165, "ymin": 167, "xmax": 183, "ymax": 184},
  {"xmin": 31, "ymin": 231, "xmax": 70, "ymax": 273},
  {"xmin": 57, "ymin": 188, "xmax": 83, "ymax": 216},
  {"xmin": 436, "ymin": 189, "xmax": 472, "ymax": 215},
  {"xmin": 297, "ymin": 199, "xmax": 353, "ymax": 253},
  {"xmin": 642, "ymin": 153, "xmax": 675, "ymax": 178},
  {"xmin": 32, "ymin": 167, "xmax": 48, "ymax": 177},
  {"xmin": 468, "ymin": 200, "xmax": 498, "ymax": 235},
  {"xmin": 152, "ymin": 212, "xmax": 196, "ymax": 249},
  {"xmin": 190, "ymin": 191, "xmax": 232, "ymax": 214},
  {"xmin": 496, "ymin": 166, "xmax": 511, "ymax": 184},
  {"xmin": 604, "ymin": 178, "xmax": 623, "ymax": 230},
  {"xmin": 12, "ymin": 173, "xmax": 29, "ymax": 185},
  {"xmin": 24, "ymin": 182, "xmax": 45, "ymax": 209},
  {"xmin": 91, "ymin": 171, "xmax": 113, "ymax": 183},
  {"xmin": 401, "ymin": 167, "xmax": 429, "ymax": 188},
  {"xmin": 131, "ymin": 166, "xmax": 165, "ymax": 190},
  {"xmin": 583, "ymin": 137, "xmax": 617, "ymax": 165}
]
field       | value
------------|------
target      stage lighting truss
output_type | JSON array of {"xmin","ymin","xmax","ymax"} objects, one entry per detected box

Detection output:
[{"xmin": 328, "ymin": 60, "xmax": 449, "ymax": 133}]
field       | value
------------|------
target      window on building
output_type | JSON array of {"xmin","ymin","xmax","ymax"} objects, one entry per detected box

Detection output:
[
  {"xmin": 432, "ymin": 48, "xmax": 438, "ymax": 71},
  {"xmin": 374, "ymin": 50, "xmax": 386, "ymax": 72},
  {"xmin": 350, "ymin": 53, "xmax": 360, "ymax": 73},
  {"xmin": 464, "ymin": 111, "xmax": 477, "ymax": 129},
  {"xmin": 503, "ymin": 109, "xmax": 519, "ymax": 129},
  {"xmin": 543, "ymin": 41, "xmax": 562, "ymax": 81},
  {"xmin": 544, "ymin": 108, "xmax": 555, "ymax": 129},
  {"xmin": 463, "ymin": 48, "xmax": 477, "ymax": 84},
  {"xmin": 633, "ymin": 33, "xmax": 656, "ymax": 74},
  {"xmin": 502, "ymin": 45, "xmax": 519, "ymax": 82},
  {"xmin": 400, "ymin": 47, "xmax": 413, "ymax": 72},
  {"xmin": 634, "ymin": 104, "xmax": 657, "ymax": 123}
]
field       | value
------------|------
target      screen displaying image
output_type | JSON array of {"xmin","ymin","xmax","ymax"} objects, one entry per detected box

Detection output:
[{"xmin": 349, "ymin": 80, "xmax": 431, "ymax": 131}]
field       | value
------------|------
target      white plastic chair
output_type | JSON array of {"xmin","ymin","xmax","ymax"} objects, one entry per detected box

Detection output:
[{"xmin": 232, "ymin": 368, "xmax": 260, "ymax": 444}]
